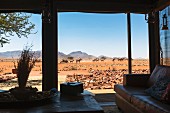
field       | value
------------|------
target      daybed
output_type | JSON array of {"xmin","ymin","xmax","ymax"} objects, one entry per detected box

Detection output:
[{"xmin": 114, "ymin": 65, "xmax": 170, "ymax": 113}]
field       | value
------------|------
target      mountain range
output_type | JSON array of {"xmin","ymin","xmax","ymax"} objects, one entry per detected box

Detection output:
[
  {"xmin": 0, "ymin": 50, "xmax": 111, "ymax": 60},
  {"xmin": 59, "ymin": 51, "xmax": 96, "ymax": 60},
  {"xmin": 58, "ymin": 51, "xmax": 107, "ymax": 60},
  {"xmin": 0, "ymin": 50, "xmax": 42, "ymax": 58}
]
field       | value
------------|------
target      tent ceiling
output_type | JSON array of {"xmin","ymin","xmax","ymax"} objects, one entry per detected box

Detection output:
[
  {"xmin": 56, "ymin": 0, "xmax": 153, "ymax": 13},
  {"xmin": 0, "ymin": 0, "xmax": 169, "ymax": 14}
]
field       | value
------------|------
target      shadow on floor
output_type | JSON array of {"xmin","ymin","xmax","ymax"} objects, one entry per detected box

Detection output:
[
  {"xmin": 94, "ymin": 93, "xmax": 122, "ymax": 113},
  {"xmin": 102, "ymin": 106, "xmax": 122, "ymax": 113},
  {"xmin": 94, "ymin": 93, "xmax": 115, "ymax": 102}
]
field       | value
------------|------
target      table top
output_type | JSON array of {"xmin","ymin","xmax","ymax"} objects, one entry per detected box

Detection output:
[{"xmin": 0, "ymin": 91, "xmax": 104, "ymax": 113}]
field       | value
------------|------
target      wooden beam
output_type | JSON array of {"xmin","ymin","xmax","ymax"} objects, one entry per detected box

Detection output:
[
  {"xmin": 1, "ymin": 0, "xmax": 169, "ymax": 13},
  {"xmin": 55, "ymin": 0, "xmax": 153, "ymax": 13},
  {"xmin": 155, "ymin": 0, "xmax": 170, "ymax": 11},
  {"xmin": 0, "ymin": 0, "xmax": 41, "ymax": 11},
  {"xmin": 0, "ymin": 0, "xmax": 156, "ymax": 13}
]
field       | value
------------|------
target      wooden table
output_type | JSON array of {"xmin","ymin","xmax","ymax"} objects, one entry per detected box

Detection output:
[{"xmin": 0, "ymin": 92, "xmax": 104, "ymax": 113}]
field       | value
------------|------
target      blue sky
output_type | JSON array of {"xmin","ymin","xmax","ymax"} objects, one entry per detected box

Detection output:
[
  {"xmin": 58, "ymin": 12, "xmax": 148, "ymax": 58},
  {"xmin": 0, "ymin": 12, "xmax": 148, "ymax": 58},
  {"xmin": 0, "ymin": 14, "xmax": 42, "ymax": 52}
]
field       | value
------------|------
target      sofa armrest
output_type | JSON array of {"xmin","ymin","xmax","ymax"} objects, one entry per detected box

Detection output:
[{"xmin": 123, "ymin": 74, "xmax": 150, "ymax": 87}]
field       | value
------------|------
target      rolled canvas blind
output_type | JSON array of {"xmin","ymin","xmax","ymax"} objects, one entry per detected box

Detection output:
[{"xmin": 160, "ymin": 6, "xmax": 170, "ymax": 65}]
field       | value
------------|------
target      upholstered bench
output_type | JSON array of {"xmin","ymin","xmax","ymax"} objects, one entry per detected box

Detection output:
[{"xmin": 114, "ymin": 65, "xmax": 170, "ymax": 113}]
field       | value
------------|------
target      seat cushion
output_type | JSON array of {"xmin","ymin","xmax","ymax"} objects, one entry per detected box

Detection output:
[
  {"xmin": 131, "ymin": 95, "xmax": 170, "ymax": 113},
  {"xmin": 114, "ymin": 84, "xmax": 148, "ymax": 102},
  {"xmin": 147, "ymin": 65, "xmax": 170, "ymax": 87}
]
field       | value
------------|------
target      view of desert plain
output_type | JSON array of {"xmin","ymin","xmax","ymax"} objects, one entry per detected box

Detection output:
[{"xmin": 0, "ymin": 51, "xmax": 149, "ymax": 93}]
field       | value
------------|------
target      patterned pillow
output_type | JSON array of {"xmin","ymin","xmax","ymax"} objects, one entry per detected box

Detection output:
[
  {"xmin": 161, "ymin": 83, "xmax": 170, "ymax": 104},
  {"xmin": 147, "ymin": 65, "xmax": 170, "ymax": 87},
  {"xmin": 145, "ymin": 76, "xmax": 170, "ymax": 100}
]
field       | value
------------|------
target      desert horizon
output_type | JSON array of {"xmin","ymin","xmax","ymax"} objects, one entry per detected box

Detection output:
[
  {"xmin": 0, "ymin": 50, "xmax": 149, "ymax": 59},
  {"xmin": 0, "ymin": 57, "xmax": 149, "ymax": 93}
]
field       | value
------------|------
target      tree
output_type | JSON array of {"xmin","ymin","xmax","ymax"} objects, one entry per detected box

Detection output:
[
  {"xmin": 67, "ymin": 56, "xmax": 74, "ymax": 60},
  {"xmin": 0, "ymin": 13, "xmax": 36, "ymax": 47},
  {"xmin": 100, "ymin": 56, "xmax": 106, "ymax": 61},
  {"xmin": 67, "ymin": 56, "xmax": 74, "ymax": 63}
]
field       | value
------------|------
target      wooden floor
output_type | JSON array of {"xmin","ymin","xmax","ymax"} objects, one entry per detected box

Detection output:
[
  {"xmin": 94, "ymin": 93, "xmax": 116, "ymax": 107},
  {"xmin": 94, "ymin": 93, "xmax": 115, "ymax": 102},
  {"xmin": 94, "ymin": 93, "xmax": 121, "ymax": 113}
]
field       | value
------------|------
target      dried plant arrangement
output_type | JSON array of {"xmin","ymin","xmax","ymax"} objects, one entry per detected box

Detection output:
[
  {"xmin": 16, "ymin": 46, "xmax": 39, "ymax": 88},
  {"xmin": 9, "ymin": 45, "xmax": 40, "ymax": 100}
]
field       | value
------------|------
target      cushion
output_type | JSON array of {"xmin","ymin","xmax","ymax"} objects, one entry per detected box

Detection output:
[
  {"xmin": 131, "ymin": 95, "xmax": 170, "ymax": 113},
  {"xmin": 114, "ymin": 84, "xmax": 148, "ymax": 102},
  {"xmin": 145, "ymin": 76, "xmax": 170, "ymax": 101},
  {"xmin": 147, "ymin": 65, "xmax": 170, "ymax": 87},
  {"xmin": 161, "ymin": 83, "xmax": 170, "ymax": 104}
]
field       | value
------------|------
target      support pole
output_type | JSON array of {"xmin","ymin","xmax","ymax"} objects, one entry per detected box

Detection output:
[
  {"xmin": 127, "ymin": 13, "xmax": 132, "ymax": 74},
  {"xmin": 42, "ymin": 0, "xmax": 58, "ymax": 91},
  {"xmin": 148, "ymin": 12, "xmax": 160, "ymax": 73}
]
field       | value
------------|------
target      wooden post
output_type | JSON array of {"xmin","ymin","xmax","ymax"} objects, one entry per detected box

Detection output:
[
  {"xmin": 42, "ymin": 0, "xmax": 58, "ymax": 91},
  {"xmin": 127, "ymin": 13, "xmax": 132, "ymax": 74},
  {"xmin": 148, "ymin": 12, "xmax": 160, "ymax": 73}
]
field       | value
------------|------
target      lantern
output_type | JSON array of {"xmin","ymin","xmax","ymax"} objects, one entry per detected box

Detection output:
[{"xmin": 162, "ymin": 14, "xmax": 168, "ymax": 30}]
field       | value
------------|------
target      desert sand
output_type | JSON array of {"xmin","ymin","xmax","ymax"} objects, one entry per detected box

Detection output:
[{"xmin": 0, "ymin": 58, "xmax": 149, "ymax": 93}]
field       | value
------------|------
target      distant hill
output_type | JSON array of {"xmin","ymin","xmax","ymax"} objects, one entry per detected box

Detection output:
[
  {"xmin": 0, "ymin": 50, "xmax": 114, "ymax": 61},
  {"xmin": 0, "ymin": 51, "xmax": 22, "ymax": 58},
  {"xmin": 68, "ymin": 51, "xmax": 96, "ymax": 60},
  {"xmin": 58, "ymin": 52, "xmax": 70, "ymax": 60},
  {"xmin": 0, "ymin": 50, "xmax": 42, "ymax": 58},
  {"xmin": 0, "ymin": 50, "xmax": 93, "ymax": 59}
]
